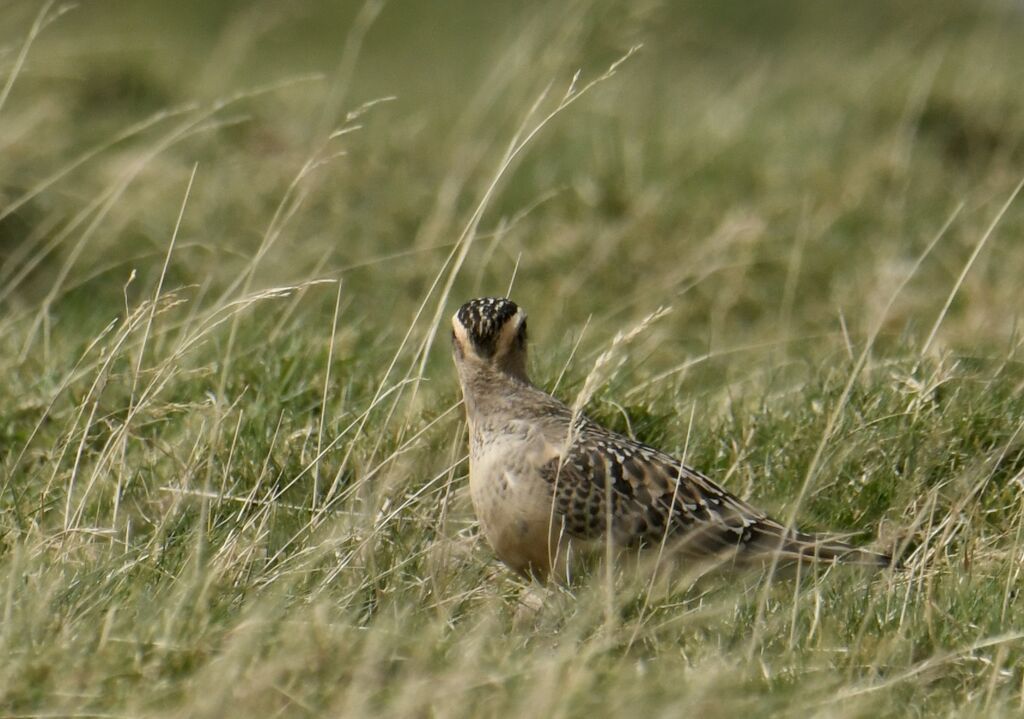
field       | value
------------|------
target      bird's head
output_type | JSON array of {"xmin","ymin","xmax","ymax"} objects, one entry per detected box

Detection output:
[{"xmin": 451, "ymin": 297, "xmax": 529, "ymax": 382}]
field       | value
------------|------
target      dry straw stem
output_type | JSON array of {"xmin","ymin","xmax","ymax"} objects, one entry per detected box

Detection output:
[
  {"xmin": 921, "ymin": 177, "xmax": 1024, "ymax": 357},
  {"xmin": 746, "ymin": 176, "xmax": 1023, "ymax": 662},
  {"xmin": 8, "ymin": 75, "xmax": 325, "ymax": 362},
  {"xmin": 747, "ymin": 201, "xmax": 964, "ymax": 659},
  {"xmin": 0, "ymin": 1, "xmax": 74, "ymax": 116},
  {"xmin": 317, "ymin": 45, "xmax": 642, "ymax": 518},
  {"xmin": 558, "ymin": 305, "xmax": 671, "ymax": 624}
]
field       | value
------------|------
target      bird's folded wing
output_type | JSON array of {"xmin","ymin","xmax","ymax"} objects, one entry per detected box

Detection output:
[{"xmin": 539, "ymin": 421, "xmax": 795, "ymax": 556}]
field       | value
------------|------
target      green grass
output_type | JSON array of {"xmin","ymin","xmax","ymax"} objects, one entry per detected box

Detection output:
[{"xmin": 3, "ymin": 0, "xmax": 1024, "ymax": 715}]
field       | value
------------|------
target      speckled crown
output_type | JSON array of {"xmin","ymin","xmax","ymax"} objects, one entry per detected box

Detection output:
[{"xmin": 455, "ymin": 297, "xmax": 521, "ymax": 355}]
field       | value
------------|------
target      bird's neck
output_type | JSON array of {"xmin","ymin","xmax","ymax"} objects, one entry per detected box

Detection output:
[{"xmin": 457, "ymin": 363, "xmax": 534, "ymax": 428}]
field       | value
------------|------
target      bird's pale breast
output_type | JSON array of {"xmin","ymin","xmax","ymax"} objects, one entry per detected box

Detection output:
[{"xmin": 468, "ymin": 420, "xmax": 566, "ymax": 578}]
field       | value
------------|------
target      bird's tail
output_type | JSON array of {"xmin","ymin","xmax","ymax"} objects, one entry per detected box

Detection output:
[{"xmin": 747, "ymin": 521, "xmax": 892, "ymax": 568}]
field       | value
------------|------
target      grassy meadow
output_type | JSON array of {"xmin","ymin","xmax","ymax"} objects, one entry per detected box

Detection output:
[{"xmin": 3, "ymin": 0, "xmax": 1024, "ymax": 715}]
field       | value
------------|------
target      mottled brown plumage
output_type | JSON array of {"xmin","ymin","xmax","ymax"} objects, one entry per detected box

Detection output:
[{"xmin": 451, "ymin": 296, "xmax": 890, "ymax": 581}]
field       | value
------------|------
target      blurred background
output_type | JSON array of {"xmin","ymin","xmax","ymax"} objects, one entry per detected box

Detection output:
[{"xmin": 4, "ymin": 0, "xmax": 1023, "ymax": 367}]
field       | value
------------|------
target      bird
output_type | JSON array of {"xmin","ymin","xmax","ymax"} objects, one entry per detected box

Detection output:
[{"xmin": 451, "ymin": 296, "xmax": 892, "ymax": 582}]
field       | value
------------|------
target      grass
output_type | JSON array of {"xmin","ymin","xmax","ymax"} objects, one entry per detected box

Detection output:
[{"xmin": 3, "ymin": 0, "xmax": 1024, "ymax": 715}]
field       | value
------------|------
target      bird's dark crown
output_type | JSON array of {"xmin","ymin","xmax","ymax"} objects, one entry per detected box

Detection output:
[{"xmin": 454, "ymin": 297, "xmax": 522, "ymax": 358}]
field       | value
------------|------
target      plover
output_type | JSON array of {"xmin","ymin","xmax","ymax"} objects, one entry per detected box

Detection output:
[{"xmin": 451, "ymin": 296, "xmax": 891, "ymax": 581}]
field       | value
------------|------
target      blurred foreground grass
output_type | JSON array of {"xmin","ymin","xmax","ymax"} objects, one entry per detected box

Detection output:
[{"xmin": 3, "ymin": 0, "xmax": 1024, "ymax": 716}]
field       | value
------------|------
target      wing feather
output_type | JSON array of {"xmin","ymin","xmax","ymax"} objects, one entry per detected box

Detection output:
[{"xmin": 539, "ymin": 417, "xmax": 889, "ymax": 566}]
